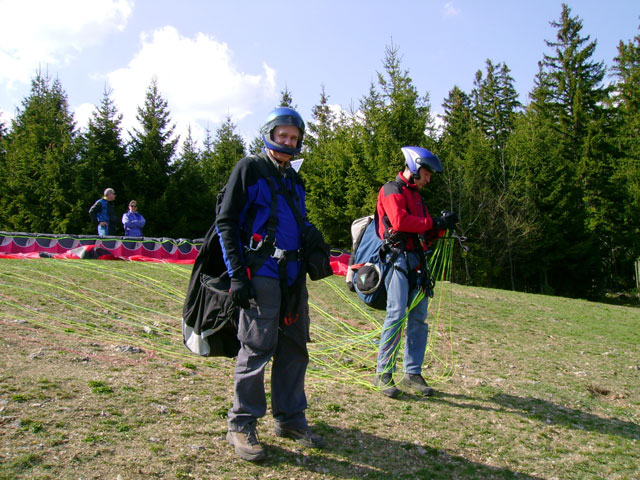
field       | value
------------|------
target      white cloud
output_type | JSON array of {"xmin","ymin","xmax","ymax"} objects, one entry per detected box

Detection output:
[
  {"xmin": 0, "ymin": 0, "xmax": 133, "ymax": 88},
  {"xmin": 433, "ymin": 111, "xmax": 445, "ymax": 138},
  {"xmin": 74, "ymin": 102, "xmax": 98, "ymax": 131},
  {"xmin": 328, "ymin": 103, "xmax": 348, "ymax": 119},
  {"xmin": 443, "ymin": 2, "xmax": 460, "ymax": 17},
  {"xmin": 105, "ymin": 26, "xmax": 278, "ymax": 146},
  {"xmin": 0, "ymin": 107, "xmax": 15, "ymax": 127}
]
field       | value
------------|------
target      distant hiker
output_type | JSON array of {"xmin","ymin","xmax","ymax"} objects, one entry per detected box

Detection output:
[
  {"xmin": 89, "ymin": 188, "xmax": 117, "ymax": 236},
  {"xmin": 122, "ymin": 200, "xmax": 146, "ymax": 237},
  {"xmin": 373, "ymin": 146, "xmax": 458, "ymax": 398},
  {"xmin": 218, "ymin": 107, "xmax": 327, "ymax": 461}
]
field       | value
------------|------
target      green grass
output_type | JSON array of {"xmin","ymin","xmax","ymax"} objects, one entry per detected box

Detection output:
[{"xmin": 0, "ymin": 258, "xmax": 639, "ymax": 479}]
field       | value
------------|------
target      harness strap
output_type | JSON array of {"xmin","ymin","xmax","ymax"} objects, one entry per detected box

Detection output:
[
  {"xmin": 272, "ymin": 173, "xmax": 305, "ymax": 233},
  {"xmin": 380, "ymin": 177, "xmax": 435, "ymax": 295},
  {"xmin": 244, "ymin": 173, "xmax": 280, "ymax": 277},
  {"xmin": 270, "ymin": 170, "xmax": 307, "ymax": 313},
  {"xmin": 242, "ymin": 160, "xmax": 306, "ymax": 315}
]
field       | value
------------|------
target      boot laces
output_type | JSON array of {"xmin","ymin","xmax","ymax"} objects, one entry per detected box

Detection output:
[{"xmin": 243, "ymin": 426, "xmax": 260, "ymax": 446}]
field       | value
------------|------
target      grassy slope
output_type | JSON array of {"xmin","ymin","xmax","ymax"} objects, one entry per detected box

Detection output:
[{"xmin": 0, "ymin": 258, "xmax": 638, "ymax": 480}]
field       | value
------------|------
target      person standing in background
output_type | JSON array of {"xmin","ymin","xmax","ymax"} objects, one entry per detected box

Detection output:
[
  {"xmin": 89, "ymin": 188, "xmax": 117, "ymax": 236},
  {"xmin": 122, "ymin": 200, "xmax": 146, "ymax": 237}
]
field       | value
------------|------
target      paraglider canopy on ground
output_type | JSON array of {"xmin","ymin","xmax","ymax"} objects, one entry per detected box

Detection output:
[
  {"xmin": 0, "ymin": 231, "xmax": 351, "ymax": 272},
  {"xmin": 0, "ymin": 231, "xmax": 202, "ymax": 263}
]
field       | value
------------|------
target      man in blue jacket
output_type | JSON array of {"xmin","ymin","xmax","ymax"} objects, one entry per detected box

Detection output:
[
  {"xmin": 217, "ymin": 107, "xmax": 325, "ymax": 461},
  {"xmin": 89, "ymin": 188, "xmax": 117, "ymax": 236}
]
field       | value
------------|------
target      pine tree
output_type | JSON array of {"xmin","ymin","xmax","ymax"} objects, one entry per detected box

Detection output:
[
  {"xmin": 305, "ymin": 85, "xmax": 334, "ymax": 150},
  {"xmin": 472, "ymin": 60, "xmax": 521, "ymax": 160},
  {"xmin": 164, "ymin": 126, "xmax": 213, "ymax": 238},
  {"xmin": 611, "ymin": 23, "xmax": 640, "ymax": 288},
  {"xmin": 438, "ymin": 85, "xmax": 493, "ymax": 284},
  {"xmin": 0, "ymin": 111, "xmax": 7, "ymax": 228},
  {"xmin": 302, "ymin": 87, "xmax": 357, "ymax": 246},
  {"xmin": 127, "ymin": 78, "xmax": 178, "ymax": 236},
  {"xmin": 517, "ymin": 4, "xmax": 609, "ymax": 297},
  {"xmin": 0, "ymin": 110, "xmax": 6, "ymax": 152},
  {"xmin": 2, "ymin": 71, "xmax": 79, "ymax": 233},
  {"xmin": 248, "ymin": 136, "xmax": 263, "ymax": 155},
  {"xmin": 279, "ymin": 86, "xmax": 295, "ymax": 108},
  {"xmin": 470, "ymin": 60, "xmax": 532, "ymax": 290},
  {"xmin": 202, "ymin": 116, "xmax": 245, "ymax": 196},
  {"xmin": 356, "ymin": 43, "xmax": 435, "ymax": 214},
  {"xmin": 542, "ymin": 5, "xmax": 608, "ymax": 159},
  {"xmin": 76, "ymin": 88, "xmax": 129, "ymax": 233},
  {"xmin": 200, "ymin": 126, "xmax": 216, "ymax": 190}
]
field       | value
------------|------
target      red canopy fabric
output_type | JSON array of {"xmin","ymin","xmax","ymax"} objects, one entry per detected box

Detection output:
[{"xmin": 0, "ymin": 231, "xmax": 350, "ymax": 274}]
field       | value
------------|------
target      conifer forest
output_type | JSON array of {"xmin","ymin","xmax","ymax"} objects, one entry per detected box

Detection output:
[{"xmin": 1, "ymin": 5, "xmax": 638, "ymax": 300}]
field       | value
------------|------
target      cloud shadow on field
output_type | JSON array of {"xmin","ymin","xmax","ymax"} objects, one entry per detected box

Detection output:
[{"xmin": 432, "ymin": 391, "xmax": 640, "ymax": 440}]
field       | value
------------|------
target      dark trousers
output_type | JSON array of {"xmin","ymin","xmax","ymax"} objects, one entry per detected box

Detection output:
[{"xmin": 228, "ymin": 276, "xmax": 309, "ymax": 431}]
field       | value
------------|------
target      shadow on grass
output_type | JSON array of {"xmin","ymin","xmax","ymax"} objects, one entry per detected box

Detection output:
[
  {"xmin": 258, "ymin": 423, "xmax": 544, "ymax": 480},
  {"xmin": 434, "ymin": 391, "xmax": 640, "ymax": 440},
  {"xmin": 601, "ymin": 291, "xmax": 640, "ymax": 307}
]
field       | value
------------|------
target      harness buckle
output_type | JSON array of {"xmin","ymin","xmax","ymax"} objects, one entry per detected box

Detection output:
[
  {"xmin": 272, "ymin": 247, "xmax": 286, "ymax": 260},
  {"xmin": 451, "ymin": 231, "xmax": 470, "ymax": 253}
]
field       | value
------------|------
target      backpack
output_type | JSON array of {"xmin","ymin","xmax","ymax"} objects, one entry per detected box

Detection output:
[
  {"xmin": 348, "ymin": 214, "xmax": 398, "ymax": 310},
  {"xmin": 88, "ymin": 199, "xmax": 102, "ymax": 224}
]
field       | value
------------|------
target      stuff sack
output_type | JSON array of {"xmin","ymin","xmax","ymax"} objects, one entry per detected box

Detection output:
[
  {"xmin": 346, "ymin": 215, "xmax": 374, "ymax": 290},
  {"xmin": 181, "ymin": 220, "xmax": 240, "ymax": 358},
  {"xmin": 181, "ymin": 159, "xmax": 254, "ymax": 358},
  {"xmin": 349, "ymin": 216, "xmax": 392, "ymax": 310}
]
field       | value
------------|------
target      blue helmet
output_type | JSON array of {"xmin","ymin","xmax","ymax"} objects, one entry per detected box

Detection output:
[
  {"xmin": 401, "ymin": 146, "xmax": 443, "ymax": 178},
  {"xmin": 261, "ymin": 107, "xmax": 305, "ymax": 156}
]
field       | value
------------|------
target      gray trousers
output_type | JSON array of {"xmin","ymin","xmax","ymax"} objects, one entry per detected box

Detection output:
[{"xmin": 228, "ymin": 275, "xmax": 310, "ymax": 431}]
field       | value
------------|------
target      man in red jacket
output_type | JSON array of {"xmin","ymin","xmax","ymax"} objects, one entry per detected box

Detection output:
[{"xmin": 374, "ymin": 146, "xmax": 457, "ymax": 398}]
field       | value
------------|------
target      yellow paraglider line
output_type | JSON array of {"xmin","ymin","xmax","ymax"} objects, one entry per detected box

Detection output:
[{"xmin": 0, "ymin": 234, "xmax": 459, "ymax": 389}]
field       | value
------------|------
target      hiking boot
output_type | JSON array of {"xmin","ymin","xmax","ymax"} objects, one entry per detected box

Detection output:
[
  {"xmin": 226, "ymin": 425, "xmax": 266, "ymax": 461},
  {"xmin": 373, "ymin": 372, "xmax": 401, "ymax": 398},
  {"xmin": 274, "ymin": 424, "xmax": 325, "ymax": 449},
  {"xmin": 401, "ymin": 374, "xmax": 434, "ymax": 396}
]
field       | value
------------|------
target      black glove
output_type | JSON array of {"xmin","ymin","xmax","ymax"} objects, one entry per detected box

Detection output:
[
  {"xmin": 432, "ymin": 211, "xmax": 458, "ymax": 231},
  {"xmin": 302, "ymin": 224, "xmax": 332, "ymax": 281},
  {"xmin": 230, "ymin": 271, "xmax": 254, "ymax": 309}
]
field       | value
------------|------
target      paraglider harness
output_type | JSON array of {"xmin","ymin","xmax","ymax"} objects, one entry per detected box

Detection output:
[
  {"xmin": 182, "ymin": 155, "xmax": 330, "ymax": 357},
  {"xmin": 348, "ymin": 184, "xmax": 435, "ymax": 310}
]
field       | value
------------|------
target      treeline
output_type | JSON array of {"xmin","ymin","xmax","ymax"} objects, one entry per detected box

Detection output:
[{"xmin": 0, "ymin": 5, "xmax": 638, "ymax": 299}]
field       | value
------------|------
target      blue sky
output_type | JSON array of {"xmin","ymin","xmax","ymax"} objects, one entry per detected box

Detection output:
[{"xmin": 1, "ymin": 0, "xmax": 638, "ymax": 148}]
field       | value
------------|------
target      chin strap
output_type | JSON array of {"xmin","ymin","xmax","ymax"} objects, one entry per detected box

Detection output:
[{"xmin": 262, "ymin": 134, "xmax": 301, "ymax": 156}]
